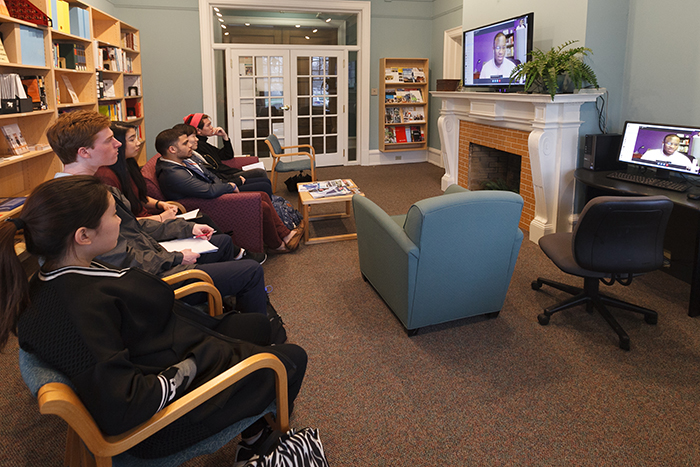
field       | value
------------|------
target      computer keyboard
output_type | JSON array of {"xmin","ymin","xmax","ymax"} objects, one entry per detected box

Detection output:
[{"xmin": 606, "ymin": 171, "xmax": 690, "ymax": 192}]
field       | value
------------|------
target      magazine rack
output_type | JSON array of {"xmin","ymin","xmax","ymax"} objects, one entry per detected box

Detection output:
[{"xmin": 379, "ymin": 57, "xmax": 429, "ymax": 152}]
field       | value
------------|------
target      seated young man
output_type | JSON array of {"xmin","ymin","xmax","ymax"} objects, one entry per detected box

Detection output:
[
  {"xmin": 172, "ymin": 122, "xmax": 272, "ymax": 197},
  {"xmin": 155, "ymin": 128, "xmax": 303, "ymax": 254},
  {"xmin": 45, "ymin": 110, "xmax": 270, "ymax": 314}
]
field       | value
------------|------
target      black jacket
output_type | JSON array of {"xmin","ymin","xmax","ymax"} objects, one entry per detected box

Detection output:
[{"xmin": 155, "ymin": 158, "xmax": 235, "ymax": 200}]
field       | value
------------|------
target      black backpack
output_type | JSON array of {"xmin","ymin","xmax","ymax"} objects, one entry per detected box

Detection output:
[{"xmin": 284, "ymin": 171, "xmax": 312, "ymax": 192}]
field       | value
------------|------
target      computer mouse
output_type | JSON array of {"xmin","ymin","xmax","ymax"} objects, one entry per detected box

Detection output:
[{"xmin": 687, "ymin": 193, "xmax": 700, "ymax": 200}]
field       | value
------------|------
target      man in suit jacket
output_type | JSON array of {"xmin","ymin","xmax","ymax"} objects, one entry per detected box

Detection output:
[{"xmin": 155, "ymin": 128, "xmax": 303, "ymax": 253}]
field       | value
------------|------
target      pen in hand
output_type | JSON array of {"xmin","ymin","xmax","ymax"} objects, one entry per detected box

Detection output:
[{"xmin": 194, "ymin": 230, "xmax": 216, "ymax": 239}]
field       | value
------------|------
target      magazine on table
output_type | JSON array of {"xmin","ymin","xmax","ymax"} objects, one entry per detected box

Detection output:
[{"xmin": 298, "ymin": 179, "xmax": 359, "ymax": 198}]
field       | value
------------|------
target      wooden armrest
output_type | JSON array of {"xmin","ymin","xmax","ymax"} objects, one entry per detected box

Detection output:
[
  {"xmin": 162, "ymin": 269, "xmax": 214, "ymax": 286},
  {"xmin": 174, "ymin": 281, "xmax": 223, "ymax": 317},
  {"xmin": 272, "ymin": 151, "xmax": 313, "ymax": 159},
  {"xmin": 38, "ymin": 353, "xmax": 289, "ymax": 459}
]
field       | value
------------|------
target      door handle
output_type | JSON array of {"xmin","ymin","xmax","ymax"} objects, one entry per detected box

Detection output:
[{"xmin": 281, "ymin": 105, "xmax": 291, "ymax": 111}]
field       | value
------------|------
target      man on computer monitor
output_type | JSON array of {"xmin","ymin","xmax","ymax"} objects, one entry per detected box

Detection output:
[
  {"xmin": 640, "ymin": 134, "xmax": 695, "ymax": 171},
  {"xmin": 479, "ymin": 32, "xmax": 516, "ymax": 78}
]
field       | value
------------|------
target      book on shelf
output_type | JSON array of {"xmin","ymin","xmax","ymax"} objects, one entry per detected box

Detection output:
[
  {"xmin": 414, "ymin": 68, "xmax": 426, "ymax": 83},
  {"xmin": 385, "ymin": 89, "xmax": 398, "ymax": 104},
  {"xmin": 410, "ymin": 125, "xmax": 425, "ymax": 142},
  {"xmin": 393, "ymin": 88, "xmax": 423, "ymax": 103},
  {"xmin": 126, "ymin": 101, "xmax": 142, "ymax": 119},
  {"xmin": 58, "ymin": 43, "xmax": 87, "ymax": 71},
  {"xmin": 102, "ymin": 79, "xmax": 116, "ymax": 98},
  {"xmin": 385, "ymin": 106, "xmax": 401, "ymax": 124},
  {"xmin": 69, "ymin": 6, "xmax": 90, "ymax": 40},
  {"xmin": 124, "ymin": 75, "xmax": 141, "ymax": 96},
  {"xmin": 0, "ymin": 36, "xmax": 8, "ymax": 64},
  {"xmin": 21, "ymin": 76, "xmax": 48, "ymax": 110},
  {"xmin": 95, "ymin": 70, "xmax": 104, "ymax": 98},
  {"xmin": 402, "ymin": 106, "xmax": 425, "ymax": 122},
  {"xmin": 401, "ymin": 68, "xmax": 415, "ymax": 83},
  {"xmin": 394, "ymin": 126, "xmax": 408, "ymax": 143},
  {"xmin": 19, "ymin": 26, "xmax": 45, "ymax": 67},
  {"xmin": 98, "ymin": 102, "xmax": 123, "ymax": 121},
  {"xmin": 384, "ymin": 127, "xmax": 396, "ymax": 144},
  {"xmin": 56, "ymin": 0, "xmax": 71, "ymax": 34},
  {"xmin": 0, "ymin": 197, "xmax": 27, "ymax": 212},
  {"xmin": 61, "ymin": 75, "xmax": 79, "ymax": 103},
  {"xmin": 384, "ymin": 67, "xmax": 400, "ymax": 83},
  {"xmin": 122, "ymin": 31, "xmax": 138, "ymax": 51},
  {"xmin": 2, "ymin": 123, "xmax": 29, "ymax": 155}
]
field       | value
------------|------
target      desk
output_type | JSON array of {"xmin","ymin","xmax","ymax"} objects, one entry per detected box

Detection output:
[{"xmin": 575, "ymin": 168, "xmax": 700, "ymax": 317}]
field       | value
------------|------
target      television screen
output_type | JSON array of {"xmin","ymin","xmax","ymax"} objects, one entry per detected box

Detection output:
[
  {"xmin": 619, "ymin": 121, "xmax": 700, "ymax": 176},
  {"xmin": 462, "ymin": 12, "xmax": 533, "ymax": 89}
]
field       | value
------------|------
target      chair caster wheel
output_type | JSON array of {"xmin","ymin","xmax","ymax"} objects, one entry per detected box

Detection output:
[
  {"xmin": 619, "ymin": 336, "xmax": 630, "ymax": 351},
  {"xmin": 531, "ymin": 280, "xmax": 542, "ymax": 290},
  {"xmin": 537, "ymin": 313, "xmax": 550, "ymax": 325},
  {"xmin": 644, "ymin": 315, "xmax": 658, "ymax": 325}
]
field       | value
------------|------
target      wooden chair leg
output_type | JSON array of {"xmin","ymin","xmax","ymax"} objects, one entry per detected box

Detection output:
[{"xmin": 64, "ymin": 427, "xmax": 81, "ymax": 467}]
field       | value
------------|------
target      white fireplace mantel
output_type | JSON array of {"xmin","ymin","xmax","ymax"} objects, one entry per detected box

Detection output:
[{"xmin": 432, "ymin": 90, "xmax": 602, "ymax": 242}]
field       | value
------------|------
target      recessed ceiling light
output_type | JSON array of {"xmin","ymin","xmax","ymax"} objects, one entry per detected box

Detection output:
[
  {"xmin": 213, "ymin": 7, "xmax": 219, "ymax": 12},
  {"xmin": 216, "ymin": 12, "xmax": 222, "ymax": 17},
  {"xmin": 325, "ymin": 17, "xmax": 331, "ymax": 23},
  {"xmin": 305, "ymin": 36, "xmax": 310, "ymax": 40},
  {"xmin": 295, "ymin": 24, "xmax": 301, "ymax": 28},
  {"xmin": 244, "ymin": 22, "xmax": 250, "ymax": 26},
  {"xmin": 221, "ymin": 24, "xmax": 227, "ymax": 29},
  {"xmin": 218, "ymin": 18, "xmax": 224, "ymax": 22},
  {"xmin": 313, "ymin": 29, "xmax": 318, "ymax": 33},
  {"xmin": 224, "ymin": 32, "xmax": 229, "ymax": 35}
]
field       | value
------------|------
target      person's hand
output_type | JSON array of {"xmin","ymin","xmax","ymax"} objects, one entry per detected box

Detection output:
[
  {"xmin": 192, "ymin": 224, "xmax": 214, "ymax": 240},
  {"xmin": 159, "ymin": 203, "xmax": 179, "ymax": 220},
  {"xmin": 239, "ymin": 176, "xmax": 246, "ymax": 185},
  {"xmin": 213, "ymin": 126, "xmax": 229, "ymax": 140},
  {"xmin": 229, "ymin": 182, "xmax": 240, "ymax": 193},
  {"xmin": 180, "ymin": 249, "xmax": 200, "ymax": 264}
]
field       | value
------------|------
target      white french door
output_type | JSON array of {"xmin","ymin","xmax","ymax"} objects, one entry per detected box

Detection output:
[{"xmin": 228, "ymin": 47, "xmax": 347, "ymax": 168}]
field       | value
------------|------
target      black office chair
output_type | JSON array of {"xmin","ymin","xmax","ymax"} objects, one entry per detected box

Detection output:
[{"xmin": 532, "ymin": 195, "xmax": 673, "ymax": 350}]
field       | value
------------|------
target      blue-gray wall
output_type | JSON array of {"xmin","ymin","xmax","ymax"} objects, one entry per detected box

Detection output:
[{"xmin": 106, "ymin": 0, "xmax": 699, "ymax": 160}]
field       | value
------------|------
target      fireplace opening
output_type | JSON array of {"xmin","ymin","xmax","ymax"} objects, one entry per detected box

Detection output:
[{"xmin": 468, "ymin": 143, "xmax": 521, "ymax": 193}]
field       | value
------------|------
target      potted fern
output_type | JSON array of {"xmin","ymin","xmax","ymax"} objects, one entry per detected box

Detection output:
[{"xmin": 510, "ymin": 40, "xmax": 599, "ymax": 100}]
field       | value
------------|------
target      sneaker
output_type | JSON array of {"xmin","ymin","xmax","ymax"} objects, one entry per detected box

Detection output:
[
  {"xmin": 238, "ymin": 249, "xmax": 267, "ymax": 264},
  {"xmin": 233, "ymin": 425, "xmax": 273, "ymax": 467}
]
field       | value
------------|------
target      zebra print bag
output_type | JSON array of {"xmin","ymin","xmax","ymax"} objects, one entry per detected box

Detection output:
[{"xmin": 243, "ymin": 427, "xmax": 329, "ymax": 467}]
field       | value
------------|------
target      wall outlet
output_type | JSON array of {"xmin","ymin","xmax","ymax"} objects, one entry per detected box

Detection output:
[
  {"xmin": 371, "ymin": 88, "xmax": 378, "ymax": 96},
  {"xmin": 395, "ymin": 155, "xmax": 402, "ymax": 160}
]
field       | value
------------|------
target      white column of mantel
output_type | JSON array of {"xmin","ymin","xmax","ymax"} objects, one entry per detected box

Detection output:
[{"xmin": 431, "ymin": 91, "xmax": 601, "ymax": 242}]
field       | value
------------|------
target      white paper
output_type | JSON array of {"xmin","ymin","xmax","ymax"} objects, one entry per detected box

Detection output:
[
  {"xmin": 159, "ymin": 237, "xmax": 218, "ymax": 254},
  {"xmin": 176, "ymin": 209, "xmax": 199, "ymax": 220},
  {"xmin": 242, "ymin": 161, "xmax": 265, "ymax": 171}
]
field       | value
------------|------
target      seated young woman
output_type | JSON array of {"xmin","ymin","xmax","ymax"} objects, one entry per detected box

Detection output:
[
  {"xmin": 0, "ymin": 176, "xmax": 307, "ymax": 459},
  {"xmin": 95, "ymin": 122, "xmax": 178, "ymax": 222}
]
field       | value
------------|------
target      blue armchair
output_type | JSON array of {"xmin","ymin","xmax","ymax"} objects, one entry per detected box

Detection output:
[{"xmin": 353, "ymin": 184, "xmax": 524, "ymax": 333}]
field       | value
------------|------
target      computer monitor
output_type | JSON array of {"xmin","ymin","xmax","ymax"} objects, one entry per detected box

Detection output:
[
  {"xmin": 462, "ymin": 12, "xmax": 533, "ymax": 90},
  {"xmin": 618, "ymin": 121, "xmax": 700, "ymax": 176}
]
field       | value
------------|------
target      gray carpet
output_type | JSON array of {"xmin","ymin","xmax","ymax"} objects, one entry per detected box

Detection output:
[{"xmin": 2, "ymin": 162, "xmax": 700, "ymax": 466}]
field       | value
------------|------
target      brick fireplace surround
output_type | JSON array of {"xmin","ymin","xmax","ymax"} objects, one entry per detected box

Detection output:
[
  {"xmin": 459, "ymin": 122, "xmax": 534, "ymax": 233},
  {"xmin": 433, "ymin": 91, "xmax": 601, "ymax": 243}
]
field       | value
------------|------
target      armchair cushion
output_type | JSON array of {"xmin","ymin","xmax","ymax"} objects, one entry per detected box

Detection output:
[
  {"xmin": 354, "ymin": 185, "xmax": 524, "ymax": 331},
  {"xmin": 141, "ymin": 155, "xmax": 265, "ymax": 252}
]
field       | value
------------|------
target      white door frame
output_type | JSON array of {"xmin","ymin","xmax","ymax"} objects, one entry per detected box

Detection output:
[
  {"xmin": 443, "ymin": 26, "xmax": 463, "ymax": 80},
  {"xmin": 198, "ymin": 0, "xmax": 371, "ymax": 166}
]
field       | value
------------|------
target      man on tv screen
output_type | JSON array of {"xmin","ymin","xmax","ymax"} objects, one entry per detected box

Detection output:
[
  {"xmin": 479, "ymin": 32, "xmax": 516, "ymax": 78},
  {"xmin": 640, "ymin": 134, "xmax": 695, "ymax": 171}
]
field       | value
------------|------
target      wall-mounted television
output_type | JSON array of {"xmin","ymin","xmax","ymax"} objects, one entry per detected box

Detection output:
[
  {"xmin": 462, "ymin": 12, "xmax": 534, "ymax": 90},
  {"xmin": 618, "ymin": 121, "xmax": 700, "ymax": 176}
]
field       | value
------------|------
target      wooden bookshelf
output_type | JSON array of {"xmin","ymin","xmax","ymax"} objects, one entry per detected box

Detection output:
[
  {"xmin": 379, "ymin": 57, "xmax": 429, "ymax": 153},
  {"xmin": 0, "ymin": 0, "xmax": 147, "ymax": 217}
]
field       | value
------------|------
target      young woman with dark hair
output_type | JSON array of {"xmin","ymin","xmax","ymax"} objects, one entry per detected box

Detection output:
[
  {"xmin": 0, "ymin": 176, "xmax": 306, "ymax": 459},
  {"xmin": 95, "ymin": 122, "xmax": 179, "ymax": 221}
]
